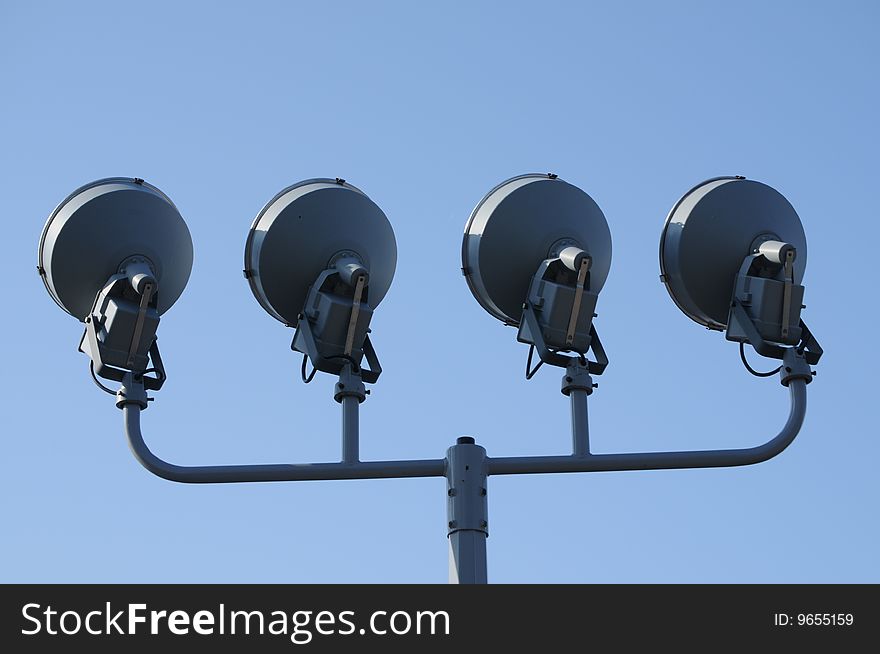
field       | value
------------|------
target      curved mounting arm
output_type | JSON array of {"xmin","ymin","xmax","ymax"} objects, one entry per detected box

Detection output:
[
  {"xmin": 488, "ymin": 347, "xmax": 811, "ymax": 476},
  {"xmin": 119, "ymin": 348, "xmax": 810, "ymax": 483},
  {"xmin": 488, "ymin": 380, "xmax": 806, "ymax": 475},
  {"xmin": 119, "ymin": 375, "xmax": 444, "ymax": 484}
]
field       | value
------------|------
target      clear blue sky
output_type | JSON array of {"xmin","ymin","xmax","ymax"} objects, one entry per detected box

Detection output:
[{"xmin": 1, "ymin": 0, "xmax": 877, "ymax": 582}]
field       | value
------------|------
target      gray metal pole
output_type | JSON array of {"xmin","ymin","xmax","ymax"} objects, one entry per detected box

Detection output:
[
  {"xmin": 341, "ymin": 396, "xmax": 359, "ymax": 464},
  {"xmin": 570, "ymin": 389, "xmax": 589, "ymax": 456},
  {"xmin": 562, "ymin": 360, "xmax": 593, "ymax": 456},
  {"xmin": 336, "ymin": 363, "xmax": 364, "ymax": 464},
  {"xmin": 446, "ymin": 437, "xmax": 488, "ymax": 584}
]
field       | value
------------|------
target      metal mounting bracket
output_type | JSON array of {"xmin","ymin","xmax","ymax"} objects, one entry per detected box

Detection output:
[
  {"xmin": 729, "ymin": 301, "xmax": 822, "ymax": 365},
  {"xmin": 521, "ymin": 301, "xmax": 608, "ymax": 375},
  {"xmin": 293, "ymin": 315, "xmax": 383, "ymax": 384},
  {"xmin": 83, "ymin": 314, "xmax": 166, "ymax": 390}
]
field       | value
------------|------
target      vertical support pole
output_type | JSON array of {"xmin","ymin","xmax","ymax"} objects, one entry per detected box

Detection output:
[
  {"xmin": 569, "ymin": 389, "xmax": 590, "ymax": 456},
  {"xmin": 446, "ymin": 437, "xmax": 488, "ymax": 584},
  {"xmin": 335, "ymin": 364, "xmax": 366, "ymax": 464},
  {"xmin": 341, "ymin": 396, "xmax": 359, "ymax": 464},
  {"xmin": 562, "ymin": 360, "xmax": 593, "ymax": 456}
]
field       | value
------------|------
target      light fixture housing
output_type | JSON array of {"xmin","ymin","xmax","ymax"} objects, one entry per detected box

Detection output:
[
  {"xmin": 39, "ymin": 177, "xmax": 193, "ymax": 389},
  {"xmin": 39, "ymin": 177, "xmax": 193, "ymax": 320},
  {"xmin": 244, "ymin": 178, "xmax": 397, "ymax": 382},
  {"xmin": 462, "ymin": 173, "xmax": 612, "ymax": 326},
  {"xmin": 660, "ymin": 176, "xmax": 821, "ymax": 364},
  {"xmin": 659, "ymin": 176, "xmax": 807, "ymax": 331},
  {"xmin": 462, "ymin": 173, "xmax": 612, "ymax": 374}
]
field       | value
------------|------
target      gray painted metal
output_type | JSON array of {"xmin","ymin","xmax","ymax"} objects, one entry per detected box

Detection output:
[
  {"xmin": 560, "ymin": 359, "xmax": 593, "ymax": 456},
  {"xmin": 660, "ymin": 177, "xmax": 807, "ymax": 330},
  {"xmin": 116, "ymin": 355, "xmax": 808, "ymax": 584},
  {"xmin": 448, "ymin": 532, "xmax": 487, "ymax": 585},
  {"xmin": 488, "ymin": 378, "xmax": 807, "ymax": 475},
  {"xmin": 39, "ymin": 178, "xmax": 193, "ymax": 320},
  {"xmin": 570, "ymin": 389, "xmax": 590, "ymax": 457},
  {"xmin": 462, "ymin": 173, "xmax": 612, "ymax": 325},
  {"xmin": 123, "ymin": 404, "xmax": 445, "ymax": 482},
  {"xmin": 341, "ymin": 396, "xmax": 360, "ymax": 464},
  {"xmin": 118, "ymin": 370, "xmax": 444, "ymax": 483},
  {"xmin": 446, "ymin": 440, "xmax": 488, "ymax": 584},
  {"xmin": 117, "ymin": 349, "xmax": 809, "ymax": 482},
  {"xmin": 244, "ymin": 179, "xmax": 397, "ymax": 326},
  {"xmin": 120, "ymin": 379, "xmax": 805, "ymax": 481}
]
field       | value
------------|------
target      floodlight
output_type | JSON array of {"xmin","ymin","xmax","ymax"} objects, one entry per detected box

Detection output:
[
  {"xmin": 660, "ymin": 176, "xmax": 822, "ymax": 366},
  {"xmin": 462, "ymin": 173, "xmax": 612, "ymax": 375},
  {"xmin": 244, "ymin": 178, "xmax": 397, "ymax": 383},
  {"xmin": 38, "ymin": 178, "xmax": 193, "ymax": 390},
  {"xmin": 34, "ymin": 171, "xmax": 822, "ymax": 586}
]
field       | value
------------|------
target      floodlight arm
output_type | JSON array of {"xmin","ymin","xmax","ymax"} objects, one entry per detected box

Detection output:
[
  {"xmin": 118, "ymin": 374, "xmax": 445, "ymax": 483},
  {"xmin": 117, "ymin": 346, "xmax": 808, "ymax": 481},
  {"xmin": 488, "ymin": 348, "xmax": 810, "ymax": 476}
]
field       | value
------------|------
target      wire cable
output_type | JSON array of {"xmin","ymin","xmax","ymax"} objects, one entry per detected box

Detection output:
[
  {"xmin": 525, "ymin": 344, "xmax": 544, "ymax": 380},
  {"xmin": 89, "ymin": 361, "xmax": 118, "ymax": 395},
  {"xmin": 301, "ymin": 354, "xmax": 317, "ymax": 384},
  {"xmin": 739, "ymin": 342, "xmax": 782, "ymax": 377}
]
